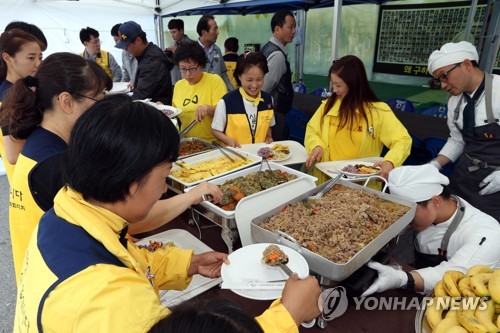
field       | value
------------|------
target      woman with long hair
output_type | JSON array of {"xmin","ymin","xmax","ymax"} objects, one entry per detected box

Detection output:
[
  {"xmin": 0, "ymin": 28, "xmax": 43, "ymax": 181},
  {"xmin": 305, "ymin": 55, "xmax": 411, "ymax": 182},
  {"xmin": 1, "ymin": 52, "xmax": 112, "ymax": 281}
]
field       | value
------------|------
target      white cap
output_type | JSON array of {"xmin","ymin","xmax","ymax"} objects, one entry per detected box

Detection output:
[
  {"xmin": 428, "ymin": 41, "xmax": 479, "ymax": 75},
  {"xmin": 388, "ymin": 165, "xmax": 450, "ymax": 202}
]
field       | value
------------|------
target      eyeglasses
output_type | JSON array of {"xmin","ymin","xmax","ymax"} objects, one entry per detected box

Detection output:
[
  {"xmin": 88, "ymin": 38, "xmax": 101, "ymax": 45},
  {"xmin": 179, "ymin": 66, "xmax": 199, "ymax": 74},
  {"xmin": 77, "ymin": 93, "xmax": 100, "ymax": 102},
  {"xmin": 432, "ymin": 63, "xmax": 461, "ymax": 86}
]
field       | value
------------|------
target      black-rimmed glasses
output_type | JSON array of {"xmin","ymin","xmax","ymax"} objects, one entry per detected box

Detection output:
[
  {"xmin": 432, "ymin": 62, "xmax": 461, "ymax": 86},
  {"xmin": 76, "ymin": 93, "xmax": 100, "ymax": 102},
  {"xmin": 179, "ymin": 66, "xmax": 199, "ymax": 74}
]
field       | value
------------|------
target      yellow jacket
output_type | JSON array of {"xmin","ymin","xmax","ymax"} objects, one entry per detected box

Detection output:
[
  {"xmin": 305, "ymin": 100, "xmax": 411, "ymax": 182},
  {"xmin": 14, "ymin": 186, "xmax": 298, "ymax": 333}
]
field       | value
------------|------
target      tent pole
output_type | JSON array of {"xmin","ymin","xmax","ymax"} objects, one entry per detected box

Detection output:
[
  {"xmin": 479, "ymin": 0, "xmax": 500, "ymax": 73},
  {"xmin": 464, "ymin": 0, "xmax": 478, "ymax": 42},
  {"xmin": 331, "ymin": 0, "xmax": 343, "ymax": 61}
]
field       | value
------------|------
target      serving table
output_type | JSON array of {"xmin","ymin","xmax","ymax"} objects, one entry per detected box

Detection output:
[{"xmin": 136, "ymin": 212, "xmax": 421, "ymax": 333}]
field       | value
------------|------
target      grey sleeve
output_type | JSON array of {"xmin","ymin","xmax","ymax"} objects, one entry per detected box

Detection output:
[
  {"xmin": 262, "ymin": 51, "xmax": 286, "ymax": 93},
  {"xmin": 121, "ymin": 52, "xmax": 130, "ymax": 82},
  {"xmin": 108, "ymin": 53, "xmax": 123, "ymax": 82}
]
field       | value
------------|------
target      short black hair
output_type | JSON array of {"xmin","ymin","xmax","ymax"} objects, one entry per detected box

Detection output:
[
  {"xmin": 79, "ymin": 27, "xmax": 99, "ymax": 44},
  {"xmin": 224, "ymin": 37, "xmax": 239, "ymax": 53},
  {"xmin": 148, "ymin": 298, "xmax": 264, "ymax": 333},
  {"xmin": 65, "ymin": 95, "xmax": 179, "ymax": 203},
  {"xmin": 196, "ymin": 14, "xmax": 215, "ymax": 37},
  {"xmin": 174, "ymin": 41, "xmax": 207, "ymax": 68},
  {"xmin": 4, "ymin": 21, "xmax": 47, "ymax": 51},
  {"xmin": 234, "ymin": 52, "xmax": 268, "ymax": 86},
  {"xmin": 270, "ymin": 10, "xmax": 295, "ymax": 33},
  {"xmin": 111, "ymin": 23, "xmax": 121, "ymax": 37},
  {"xmin": 168, "ymin": 19, "xmax": 184, "ymax": 31}
]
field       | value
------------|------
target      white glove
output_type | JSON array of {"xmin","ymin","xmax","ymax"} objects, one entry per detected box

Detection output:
[
  {"xmin": 428, "ymin": 159, "xmax": 442, "ymax": 170},
  {"xmin": 361, "ymin": 261, "xmax": 408, "ymax": 297},
  {"xmin": 479, "ymin": 170, "xmax": 500, "ymax": 195}
]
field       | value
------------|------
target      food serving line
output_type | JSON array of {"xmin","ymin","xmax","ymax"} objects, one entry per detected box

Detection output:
[
  {"xmin": 167, "ymin": 139, "xmax": 314, "ymax": 252},
  {"xmin": 154, "ymin": 133, "xmax": 426, "ymax": 331}
]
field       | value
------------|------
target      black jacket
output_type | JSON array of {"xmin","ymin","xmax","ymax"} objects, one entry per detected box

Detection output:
[{"xmin": 132, "ymin": 42, "xmax": 173, "ymax": 105}]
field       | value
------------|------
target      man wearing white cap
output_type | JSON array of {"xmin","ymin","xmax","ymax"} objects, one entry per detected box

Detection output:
[
  {"xmin": 427, "ymin": 41, "xmax": 500, "ymax": 222},
  {"xmin": 363, "ymin": 165, "xmax": 499, "ymax": 295}
]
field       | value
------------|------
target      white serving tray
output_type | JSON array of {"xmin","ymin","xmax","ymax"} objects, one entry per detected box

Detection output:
[
  {"xmin": 168, "ymin": 148, "xmax": 261, "ymax": 187},
  {"xmin": 185, "ymin": 162, "xmax": 317, "ymax": 219},
  {"xmin": 136, "ymin": 229, "xmax": 221, "ymax": 307}
]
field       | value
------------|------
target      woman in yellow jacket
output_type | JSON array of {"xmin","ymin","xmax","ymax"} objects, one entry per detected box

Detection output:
[
  {"xmin": 305, "ymin": 55, "xmax": 411, "ymax": 183},
  {"xmin": 14, "ymin": 96, "xmax": 321, "ymax": 332}
]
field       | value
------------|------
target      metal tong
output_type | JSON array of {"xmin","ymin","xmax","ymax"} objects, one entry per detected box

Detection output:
[
  {"xmin": 303, "ymin": 173, "xmax": 342, "ymax": 208},
  {"xmin": 312, "ymin": 173, "xmax": 343, "ymax": 200},
  {"xmin": 211, "ymin": 141, "xmax": 248, "ymax": 162},
  {"xmin": 179, "ymin": 119, "xmax": 197, "ymax": 138}
]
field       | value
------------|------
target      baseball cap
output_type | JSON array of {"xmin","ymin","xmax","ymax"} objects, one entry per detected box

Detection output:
[
  {"xmin": 388, "ymin": 165, "xmax": 450, "ymax": 202},
  {"xmin": 428, "ymin": 41, "xmax": 479, "ymax": 75},
  {"xmin": 115, "ymin": 21, "xmax": 144, "ymax": 49}
]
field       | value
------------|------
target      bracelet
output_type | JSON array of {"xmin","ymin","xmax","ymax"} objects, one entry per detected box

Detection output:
[{"xmin": 402, "ymin": 272, "xmax": 415, "ymax": 291}]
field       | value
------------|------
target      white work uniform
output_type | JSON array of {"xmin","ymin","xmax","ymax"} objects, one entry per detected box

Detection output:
[{"xmin": 415, "ymin": 197, "xmax": 500, "ymax": 293}]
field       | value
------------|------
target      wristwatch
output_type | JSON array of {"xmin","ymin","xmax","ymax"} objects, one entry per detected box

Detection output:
[{"xmin": 402, "ymin": 272, "xmax": 415, "ymax": 291}]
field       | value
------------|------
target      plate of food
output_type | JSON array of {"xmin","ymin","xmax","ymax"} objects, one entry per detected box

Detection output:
[
  {"xmin": 257, "ymin": 143, "xmax": 292, "ymax": 162},
  {"xmin": 221, "ymin": 243, "xmax": 309, "ymax": 300},
  {"xmin": 106, "ymin": 82, "xmax": 130, "ymax": 95},
  {"xmin": 334, "ymin": 161, "xmax": 381, "ymax": 177}
]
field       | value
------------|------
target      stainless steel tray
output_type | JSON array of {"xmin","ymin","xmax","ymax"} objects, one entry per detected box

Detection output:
[
  {"xmin": 185, "ymin": 162, "xmax": 317, "ymax": 219},
  {"xmin": 168, "ymin": 148, "xmax": 261, "ymax": 188},
  {"xmin": 250, "ymin": 179, "xmax": 416, "ymax": 281},
  {"xmin": 178, "ymin": 137, "xmax": 214, "ymax": 159}
]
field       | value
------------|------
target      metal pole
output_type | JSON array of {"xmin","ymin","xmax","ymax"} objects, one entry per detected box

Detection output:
[
  {"xmin": 464, "ymin": 0, "xmax": 478, "ymax": 42},
  {"xmin": 479, "ymin": 0, "xmax": 500, "ymax": 73},
  {"xmin": 331, "ymin": 0, "xmax": 343, "ymax": 61}
]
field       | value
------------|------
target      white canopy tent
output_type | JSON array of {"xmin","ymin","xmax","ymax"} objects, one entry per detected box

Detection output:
[{"xmin": 2, "ymin": 0, "xmax": 160, "ymax": 62}]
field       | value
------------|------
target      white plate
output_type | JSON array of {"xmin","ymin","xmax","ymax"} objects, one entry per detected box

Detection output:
[
  {"xmin": 136, "ymin": 229, "xmax": 221, "ymax": 307},
  {"xmin": 221, "ymin": 243, "xmax": 309, "ymax": 300},
  {"xmin": 334, "ymin": 160, "xmax": 381, "ymax": 177},
  {"xmin": 136, "ymin": 99, "xmax": 182, "ymax": 118},
  {"xmin": 107, "ymin": 82, "xmax": 129, "ymax": 95},
  {"xmin": 257, "ymin": 145, "xmax": 292, "ymax": 162}
]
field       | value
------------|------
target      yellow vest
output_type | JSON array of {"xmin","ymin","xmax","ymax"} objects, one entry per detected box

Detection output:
[
  {"xmin": 224, "ymin": 60, "xmax": 238, "ymax": 89},
  {"xmin": 0, "ymin": 125, "xmax": 15, "ymax": 183},
  {"xmin": 80, "ymin": 50, "xmax": 113, "ymax": 79},
  {"xmin": 223, "ymin": 89, "xmax": 274, "ymax": 144},
  {"xmin": 9, "ymin": 128, "xmax": 67, "ymax": 282}
]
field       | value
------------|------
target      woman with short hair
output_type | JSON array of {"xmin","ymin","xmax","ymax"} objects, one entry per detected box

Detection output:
[{"xmin": 173, "ymin": 42, "xmax": 227, "ymax": 143}]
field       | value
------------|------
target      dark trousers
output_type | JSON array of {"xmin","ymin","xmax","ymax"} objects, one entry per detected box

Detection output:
[{"xmin": 272, "ymin": 111, "xmax": 288, "ymax": 141}]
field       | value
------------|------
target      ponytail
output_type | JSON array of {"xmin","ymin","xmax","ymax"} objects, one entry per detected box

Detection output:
[{"xmin": 0, "ymin": 76, "xmax": 42, "ymax": 139}]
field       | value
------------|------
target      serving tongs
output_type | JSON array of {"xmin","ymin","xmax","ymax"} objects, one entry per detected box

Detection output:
[
  {"xmin": 211, "ymin": 141, "xmax": 249, "ymax": 162},
  {"xmin": 303, "ymin": 173, "xmax": 343, "ymax": 208},
  {"xmin": 179, "ymin": 119, "xmax": 197, "ymax": 138}
]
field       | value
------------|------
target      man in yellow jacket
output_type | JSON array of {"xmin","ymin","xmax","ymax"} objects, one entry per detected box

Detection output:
[{"xmin": 14, "ymin": 95, "xmax": 321, "ymax": 333}]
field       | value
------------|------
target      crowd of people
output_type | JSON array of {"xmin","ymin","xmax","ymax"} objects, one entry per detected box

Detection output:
[{"xmin": 0, "ymin": 8, "xmax": 499, "ymax": 333}]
